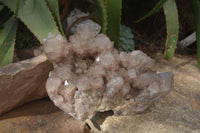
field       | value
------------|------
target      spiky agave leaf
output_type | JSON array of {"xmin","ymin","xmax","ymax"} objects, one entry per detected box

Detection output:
[
  {"xmin": 0, "ymin": 16, "xmax": 18, "ymax": 66},
  {"xmin": 135, "ymin": 0, "xmax": 168, "ymax": 23},
  {"xmin": 45, "ymin": 0, "xmax": 64, "ymax": 35},
  {"xmin": 89, "ymin": 0, "xmax": 108, "ymax": 34},
  {"xmin": 163, "ymin": 0, "xmax": 179, "ymax": 60},
  {"xmin": 2, "ymin": 0, "xmax": 60, "ymax": 43},
  {"xmin": 105, "ymin": 0, "xmax": 122, "ymax": 49}
]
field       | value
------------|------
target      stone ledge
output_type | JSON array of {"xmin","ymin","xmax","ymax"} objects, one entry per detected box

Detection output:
[
  {"xmin": 88, "ymin": 54, "xmax": 200, "ymax": 133},
  {"xmin": 0, "ymin": 54, "xmax": 52, "ymax": 115}
]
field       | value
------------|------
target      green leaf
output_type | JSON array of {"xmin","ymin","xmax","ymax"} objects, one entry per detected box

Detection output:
[
  {"xmin": 3, "ymin": 0, "xmax": 60, "ymax": 43},
  {"xmin": 135, "ymin": 0, "xmax": 168, "ymax": 23},
  {"xmin": 45, "ymin": 0, "xmax": 64, "ymax": 35},
  {"xmin": 0, "ymin": 5, "xmax": 4, "ymax": 11},
  {"xmin": 89, "ymin": 0, "xmax": 107, "ymax": 34},
  {"xmin": 189, "ymin": 0, "xmax": 200, "ymax": 67},
  {"xmin": 0, "ymin": 6, "xmax": 13, "ymax": 26},
  {"xmin": 0, "ymin": 16, "xmax": 18, "ymax": 66},
  {"xmin": 105, "ymin": 0, "xmax": 122, "ymax": 49},
  {"xmin": 120, "ymin": 25, "xmax": 135, "ymax": 52},
  {"xmin": 88, "ymin": 0, "xmax": 122, "ymax": 50},
  {"xmin": 163, "ymin": 0, "xmax": 179, "ymax": 60},
  {"xmin": 14, "ymin": 0, "xmax": 20, "ymax": 18}
]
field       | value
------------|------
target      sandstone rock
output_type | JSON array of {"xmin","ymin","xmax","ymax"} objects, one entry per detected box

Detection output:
[
  {"xmin": 0, "ymin": 98, "xmax": 90, "ymax": 133},
  {"xmin": 0, "ymin": 54, "xmax": 199, "ymax": 133},
  {"xmin": 0, "ymin": 54, "xmax": 52, "ymax": 115}
]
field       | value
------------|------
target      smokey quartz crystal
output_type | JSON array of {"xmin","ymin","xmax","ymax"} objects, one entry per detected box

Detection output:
[{"xmin": 43, "ymin": 24, "xmax": 173, "ymax": 121}]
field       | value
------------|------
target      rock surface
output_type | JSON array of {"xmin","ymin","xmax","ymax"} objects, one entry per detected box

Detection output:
[
  {"xmin": 43, "ymin": 24, "xmax": 173, "ymax": 121},
  {"xmin": 0, "ymin": 98, "xmax": 90, "ymax": 133},
  {"xmin": 0, "ymin": 54, "xmax": 52, "ymax": 115},
  {"xmin": 88, "ymin": 54, "xmax": 200, "ymax": 133},
  {"xmin": 0, "ymin": 54, "xmax": 199, "ymax": 133}
]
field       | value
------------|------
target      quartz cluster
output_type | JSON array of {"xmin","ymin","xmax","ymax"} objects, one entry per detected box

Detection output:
[{"xmin": 44, "ymin": 24, "xmax": 173, "ymax": 121}]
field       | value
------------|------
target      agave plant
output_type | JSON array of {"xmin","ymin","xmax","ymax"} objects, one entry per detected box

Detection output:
[
  {"xmin": 0, "ymin": 0, "xmax": 135, "ymax": 66},
  {"xmin": 135, "ymin": 0, "xmax": 200, "ymax": 67},
  {"xmin": 0, "ymin": 0, "xmax": 63, "ymax": 66},
  {"xmin": 88, "ymin": 0, "xmax": 135, "ymax": 52}
]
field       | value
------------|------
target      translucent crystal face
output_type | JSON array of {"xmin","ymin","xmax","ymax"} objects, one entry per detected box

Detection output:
[{"xmin": 44, "ymin": 24, "xmax": 173, "ymax": 121}]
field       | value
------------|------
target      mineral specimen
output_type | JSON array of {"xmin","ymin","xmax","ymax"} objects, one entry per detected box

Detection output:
[{"xmin": 44, "ymin": 24, "xmax": 173, "ymax": 121}]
